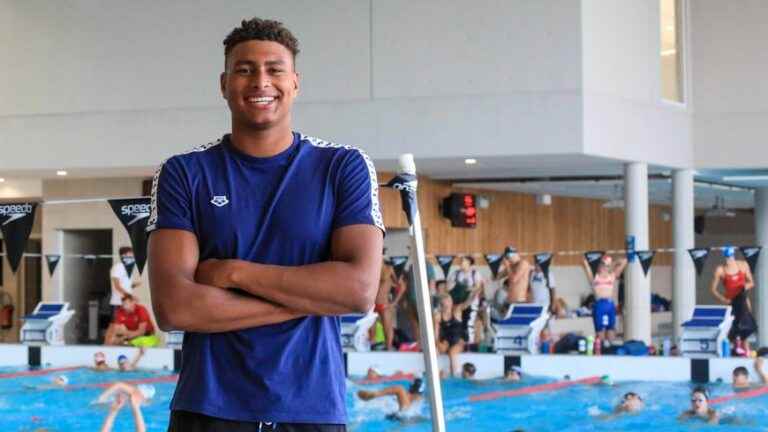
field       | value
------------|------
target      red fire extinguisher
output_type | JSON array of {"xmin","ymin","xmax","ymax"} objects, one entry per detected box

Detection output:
[{"xmin": 0, "ymin": 304, "xmax": 13, "ymax": 330}]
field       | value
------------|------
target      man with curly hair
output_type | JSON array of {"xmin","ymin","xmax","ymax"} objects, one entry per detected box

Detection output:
[{"xmin": 147, "ymin": 17, "xmax": 384, "ymax": 431}]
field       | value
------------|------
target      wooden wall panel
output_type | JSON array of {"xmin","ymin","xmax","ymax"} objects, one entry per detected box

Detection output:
[{"xmin": 377, "ymin": 173, "xmax": 673, "ymax": 266}]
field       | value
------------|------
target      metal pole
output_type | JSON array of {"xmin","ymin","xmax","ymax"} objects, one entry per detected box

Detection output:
[{"xmin": 386, "ymin": 154, "xmax": 446, "ymax": 432}]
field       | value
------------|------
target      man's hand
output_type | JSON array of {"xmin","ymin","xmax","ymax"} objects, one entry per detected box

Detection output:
[{"xmin": 196, "ymin": 259, "xmax": 237, "ymax": 289}]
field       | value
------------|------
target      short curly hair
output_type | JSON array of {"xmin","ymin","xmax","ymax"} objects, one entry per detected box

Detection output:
[{"xmin": 223, "ymin": 17, "xmax": 300, "ymax": 63}]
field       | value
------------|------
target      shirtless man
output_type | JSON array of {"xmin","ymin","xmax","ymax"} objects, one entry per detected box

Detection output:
[{"xmin": 496, "ymin": 247, "xmax": 532, "ymax": 304}]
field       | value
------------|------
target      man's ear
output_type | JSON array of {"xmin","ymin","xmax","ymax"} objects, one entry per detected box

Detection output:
[{"xmin": 220, "ymin": 72, "xmax": 227, "ymax": 99}]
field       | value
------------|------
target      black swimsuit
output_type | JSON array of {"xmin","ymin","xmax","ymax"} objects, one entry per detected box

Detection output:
[{"xmin": 439, "ymin": 316, "xmax": 465, "ymax": 346}]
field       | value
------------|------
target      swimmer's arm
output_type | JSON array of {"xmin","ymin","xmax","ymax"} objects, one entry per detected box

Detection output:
[
  {"xmin": 148, "ymin": 230, "xmax": 304, "ymax": 332},
  {"xmin": 128, "ymin": 347, "xmax": 145, "ymax": 370},
  {"xmin": 677, "ymin": 410, "xmax": 693, "ymax": 421},
  {"xmin": 707, "ymin": 410, "xmax": 719, "ymax": 424},
  {"xmin": 743, "ymin": 262, "xmax": 755, "ymax": 290},
  {"xmin": 433, "ymin": 311, "xmax": 441, "ymax": 340},
  {"xmin": 97, "ymin": 382, "xmax": 134, "ymax": 404},
  {"xmin": 129, "ymin": 392, "xmax": 147, "ymax": 432},
  {"xmin": 613, "ymin": 258, "xmax": 628, "ymax": 276},
  {"xmin": 208, "ymin": 224, "xmax": 383, "ymax": 315},
  {"xmin": 100, "ymin": 395, "xmax": 125, "ymax": 432},
  {"xmin": 756, "ymin": 358, "xmax": 768, "ymax": 384},
  {"xmin": 710, "ymin": 267, "xmax": 729, "ymax": 304},
  {"xmin": 376, "ymin": 386, "xmax": 410, "ymax": 411}
]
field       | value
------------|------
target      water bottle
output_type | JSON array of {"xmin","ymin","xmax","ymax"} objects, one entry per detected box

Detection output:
[
  {"xmin": 540, "ymin": 341, "xmax": 550, "ymax": 354},
  {"xmin": 721, "ymin": 339, "xmax": 730, "ymax": 357},
  {"xmin": 586, "ymin": 336, "xmax": 594, "ymax": 356},
  {"xmin": 662, "ymin": 338, "xmax": 671, "ymax": 357},
  {"xmin": 578, "ymin": 337, "xmax": 587, "ymax": 354}
]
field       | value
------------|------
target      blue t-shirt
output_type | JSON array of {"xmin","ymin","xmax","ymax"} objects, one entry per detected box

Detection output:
[{"xmin": 147, "ymin": 132, "xmax": 384, "ymax": 423}]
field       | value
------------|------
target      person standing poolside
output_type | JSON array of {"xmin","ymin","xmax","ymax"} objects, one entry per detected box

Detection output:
[
  {"xmin": 496, "ymin": 247, "xmax": 532, "ymax": 304},
  {"xmin": 109, "ymin": 247, "xmax": 141, "ymax": 318},
  {"xmin": 147, "ymin": 17, "xmax": 384, "ymax": 431},
  {"xmin": 710, "ymin": 246, "xmax": 757, "ymax": 351},
  {"xmin": 582, "ymin": 255, "xmax": 627, "ymax": 342}
]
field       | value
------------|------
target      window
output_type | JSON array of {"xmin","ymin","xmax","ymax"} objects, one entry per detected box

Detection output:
[{"xmin": 660, "ymin": 0, "xmax": 684, "ymax": 103}]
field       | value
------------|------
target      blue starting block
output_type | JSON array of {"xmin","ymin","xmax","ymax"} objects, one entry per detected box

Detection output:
[
  {"xmin": 492, "ymin": 304, "xmax": 550, "ymax": 354},
  {"xmin": 680, "ymin": 305, "xmax": 733, "ymax": 358},
  {"xmin": 20, "ymin": 302, "xmax": 75, "ymax": 345}
]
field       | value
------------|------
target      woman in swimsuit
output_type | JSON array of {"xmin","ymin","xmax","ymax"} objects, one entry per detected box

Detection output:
[
  {"xmin": 710, "ymin": 246, "xmax": 756, "ymax": 352},
  {"xmin": 582, "ymin": 255, "xmax": 627, "ymax": 342},
  {"xmin": 434, "ymin": 289, "xmax": 480, "ymax": 377}
]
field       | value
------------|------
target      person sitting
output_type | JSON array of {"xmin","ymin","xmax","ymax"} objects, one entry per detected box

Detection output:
[
  {"xmin": 104, "ymin": 295, "xmax": 159, "ymax": 347},
  {"xmin": 357, "ymin": 378, "xmax": 424, "ymax": 414},
  {"xmin": 678, "ymin": 386, "xmax": 718, "ymax": 425},
  {"xmin": 732, "ymin": 358, "xmax": 768, "ymax": 390},
  {"xmin": 118, "ymin": 347, "xmax": 146, "ymax": 372}
]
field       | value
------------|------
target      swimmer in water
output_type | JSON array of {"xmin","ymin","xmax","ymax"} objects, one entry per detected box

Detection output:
[
  {"xmin": 678, "ymin": 386, "xmax": 718, "ymax": 425},
  {"xmin": 118, "ymin": 347, "xmax": 146, "ymax": 372},
  {"xmin": 357, "ymin": 377, "xmax": 424, "ymax": 418},
  {"xmin": 732, "ymin": 358, "xmax": 768, "ymax": 390},
  {"xmin": 461, "ymin": 362, "xmax": 476, "ymax": 379},
  {"xmin": 98, "ymin": 389, "xmax": 148, "ymax": 432},
  {"xmin": 614, "ymin": 392, "xmax": 644, "ymax": 414},
  {"xmin": 92, "ymin": 352, "xmax": 112, "ymax": 371},
  {"xmin": 504, "ymin": 366, "xmax": 522, "ymax": 382}
]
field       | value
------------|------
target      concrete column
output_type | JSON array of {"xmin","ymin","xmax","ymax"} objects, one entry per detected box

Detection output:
[
  {"xmin": 672, "ymin": 170, "xmax": 696, "ymax": 343},
  {"xmin": 755, "ymin": 188, "xmax": 768, "ymax": 346},
  {"xmin": 624, "ymin": 162, "xmax": 651, "ymax": 344}
]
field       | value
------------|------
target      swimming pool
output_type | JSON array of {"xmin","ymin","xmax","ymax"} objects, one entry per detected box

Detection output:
[{"xmin": 2, "ymin": 367, "xmax": 767, "ymax": 431}]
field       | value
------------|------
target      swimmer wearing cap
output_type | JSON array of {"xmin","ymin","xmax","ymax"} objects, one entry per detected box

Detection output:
[
  {"xmin": 118, "ymin": 347, "xmax": 146, "ymax": 372},
  {"xmin": 614, "ymin": 392, "xmax": 644, "ymax": 414},
  {"xmin": 357, "ymin": 377, "xmax": 424, "ymax": 413},
  {"xmin": 582, "ymin": 254, "xmax": 627, "ymax": 342},
  {"xmin": 461, "ymin": 362, "xmax": 477, "ymax": 380},
  {"xmin": 679, "ymin": 386, "xmax": 718, "ymax": 425},
  {"xmin": 92, "ymin": 352, "xmax": 112, "ymax": 371},
  {"xmin": 711, "ymin": 246, "xmax": 756, "ymax": 352}
]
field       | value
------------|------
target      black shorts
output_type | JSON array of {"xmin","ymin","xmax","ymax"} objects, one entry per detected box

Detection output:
[{"xmin": 168, "ymin": 410, "xmax": 346, "ymax": 432}]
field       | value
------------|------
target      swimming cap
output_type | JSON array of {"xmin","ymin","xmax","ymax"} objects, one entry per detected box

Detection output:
[
  {"xmin": 117, "ymin": 355, "xmax": 128, "ymax": 364},
  {"xmin": 408, "ymin": 378, "xmax": 424, "ymax": 395},
  {"xmin": 137, "ymin": 384, "xmax": 155, "ymax": 401},
  {"xmin": 723, "ymin": 246, "xmax": 735, "ymax": 258}
]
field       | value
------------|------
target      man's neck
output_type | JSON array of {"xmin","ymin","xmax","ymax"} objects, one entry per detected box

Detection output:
[{"xmin": 230, "ymin": 122, "xmax": 294, "ymax": 158}]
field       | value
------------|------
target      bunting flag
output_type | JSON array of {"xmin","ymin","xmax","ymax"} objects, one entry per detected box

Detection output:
[
  {"xmin": 436, "ymin": 255, "xmax": 455, "ymax": 279},
  {"xmin": 121, "ymin": 254, "xmax": 137, "ymax": 278},
  {"xmin": 108, "ymin": 198, "xmax": 150, "ymax": 274},
  {"xmin": 688, "ymin": 248, "xmax": 710, "ymax": 276},
  {"xmin": 384, "ymin": 174, "xmax": 418, "ymax": 226},
  {"xmin": 389, "ymin": 256, "xmax": 409, "ymax": 279},
  {"xmin": 0, "ymin": 202, "xmax": 38, "ymax": 273},
  {"xmin": 584, "ymin": 251, "xmax": 605, "ymax": 276},
  {"xmin": 534, "ymin": 252, "xmax": 553, "ymax": 281},
  {"xmin": 636, "ymin": 250, "xmax": 656, "ymax": 276},
  {"xmin": 484, "ymin": 254, "xmax": 503, "ymax": 279},
  {"xmin": 739, "ymin": 246, "xmax": 761, "ymax": 275},
  {"xmin": 45, "ymin": 254, "xmax": 61, "ymax": 276}
]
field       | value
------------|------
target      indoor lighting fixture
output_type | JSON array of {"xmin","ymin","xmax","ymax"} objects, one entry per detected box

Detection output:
[
  {"xmin": 722, "ymin": 175, "xmax": 768, "ymax": 182},
  {"xmin": 56, "ymin": 170, "xmax": 68, "ymax": 176},
  {"xmin": 464, "ymin": 158, "xmax": 477, "ymax": 165}
]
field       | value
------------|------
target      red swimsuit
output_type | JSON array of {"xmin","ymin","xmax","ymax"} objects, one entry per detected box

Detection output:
[{"xmin": 722, "ymin": 270, "xmax": 746, "ymax": 300}]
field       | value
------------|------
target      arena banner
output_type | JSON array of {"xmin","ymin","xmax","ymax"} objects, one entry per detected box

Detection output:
[
  {"xmin": 45, "ymin": 254, "xmax": 61, "ymax": 276},
  {"xmin": 0, "ymin": 202, "xmax": 38, "ymax": 273},
  {"xmin": 385, "ymin": 173, "xmax": 418, "ymax": 226},
  {"xmin": 534, "ymin": 252, "xmax": 553, "ymax": 281},
  {"xmin": 739, "ymin": 246, "xmax": 762, "ymax": 275},
  {"xmin": 436, "ymin": 255, "xmax": 455, "ymax": 279},
  {"xmin": 484, "ymin": 254, "xmax": 503, "ymax": 279},
  {"xmin": 389, "ymin": 256, "xmax": 409, "ymax": 279},
  {"xmin": 636, "ymin": 250, "xmax": 655, "ymax": 276},
  {"xmin": 108, "ymin": 198, "xmax": 150, "ymax": 274},
  {"xmin": 688, "ymin": 248, "xmax": 710, "ymax": 276},
  {"xmin": 584, "ymin": 251, "xmax": 605, "ymax": 276}
]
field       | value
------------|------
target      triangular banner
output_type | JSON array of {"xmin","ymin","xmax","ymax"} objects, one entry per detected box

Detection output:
[
  {"xmin": 584, "ymin": 251, "xmax": 605, "ymax": 276},
  {"xmin": 389, "ymin": 256, "xmax": 409, "ymax": 279},
  {"xmin": 108, "ymin": 198, "xmax": 150, "ymax": 274},
  {"xmin": 636, "ymin": 250, "xmax": 655, "ymax": 276},
  {"xmin": 688, "ymin": 248, "xmax": 710, "ymax": 276},
  {"xmin": 0, "ymin": 202, "xmax": 38, "ymax": 273},
  {"xmin": 739, "ymin": 246, "xmax": 761, "ymax": 275},
  {"xmin": 534, "ymin": 252, "xmax": 553, "ymax": 281},
  {"xmin": 436, "ymin": 255, "xmax": 455, "ymax": 279},
  {"xmin": 121, "ymin": 255, "xmax": 137, "ymax": 278},
  {"xmin": 45, "ymin": 254, "xmax": 61, "ymax": 276},
  {"xmin": 484, "ymin": 254, "xmax": 503, "ymax": 279},
  {"xmin": 384, "ymin": 174, "xmax": 418, "ymax": 226}
]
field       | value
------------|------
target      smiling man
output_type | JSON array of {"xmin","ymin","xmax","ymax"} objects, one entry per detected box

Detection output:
[{"xmin": 147, "ymin": 18, "xmax": 384, "ymax": 432}]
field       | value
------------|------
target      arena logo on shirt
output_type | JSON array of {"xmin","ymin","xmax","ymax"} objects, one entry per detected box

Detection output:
[{"xmin": 211, "ymin": 195, "xmax": 230, "ymax": 207}]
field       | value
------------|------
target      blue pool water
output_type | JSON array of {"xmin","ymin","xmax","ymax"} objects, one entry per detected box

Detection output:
[{"xmin": 1, "ymin": 367, "xmax": 767, "ymax": 431}]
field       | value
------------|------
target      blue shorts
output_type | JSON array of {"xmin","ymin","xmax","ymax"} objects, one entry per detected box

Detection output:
[{"xmin": 593, "ymin": 299, "xmax": 616, "ymax": 332}]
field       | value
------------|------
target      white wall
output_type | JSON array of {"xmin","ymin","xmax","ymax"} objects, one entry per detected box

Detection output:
[
  {"xmin": 0, "ymin": 0, "xmax": 584, "ymax": 173},
  {"xmin": 689, "ymin": 0, "xmax": 768, "ymax": 168},
  {"xmin": 0, "ymin": 180, "xmax": 43, "ymax": 199},
  {"xmin": 580, "ymin": 0, "xmax": 693, "ymax": 168}
]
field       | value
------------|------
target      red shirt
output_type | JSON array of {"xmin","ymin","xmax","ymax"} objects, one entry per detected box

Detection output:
[{"xmin": 115, "ymin": 304, "xmax": 154, "ymax": 334}]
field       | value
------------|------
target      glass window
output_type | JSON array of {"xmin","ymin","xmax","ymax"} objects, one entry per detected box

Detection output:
[{"xmin": 660, "ymin": 0, "xmax": 684, "ymax": 103}]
